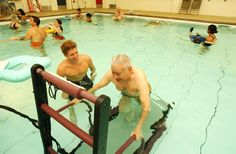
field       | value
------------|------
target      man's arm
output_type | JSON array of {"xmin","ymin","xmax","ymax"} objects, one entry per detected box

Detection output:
[
  {"xmin": 57, "ymin": 64, "xmax": 69, "ymax": 99},
  {"xmin": 10, "ymin": 29, "xmax": 31, "ymax": 41},
  {"xmin": 88, "ymin": 71, "xmax": 112, "ymax": 93},
  {"xmin": 88, "ymin": 57, "xmax": 96, "ymax": 81},
  {"xmin": 132, "ymin": 75, "xmax": 151, "ymax": 140}
]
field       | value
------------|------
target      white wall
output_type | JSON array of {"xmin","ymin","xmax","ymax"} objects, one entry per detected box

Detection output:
[
  {"xmin": 65, "ymin": 0, "xmax": 96, "ymax": 9},
  {"xmin": 199, "ymin": 0, "xmax": 236, "ymax": 17},
  {"xmin": 115, "ymin": 0, "xmax": 182, "ymax": 13},
  {"xmin": 19, "ymin": 0, "xmax": 236, "ymax": 17},
  {"xmin": 104, "ymin": 0, "xmax": 236, "ymax": 17}
]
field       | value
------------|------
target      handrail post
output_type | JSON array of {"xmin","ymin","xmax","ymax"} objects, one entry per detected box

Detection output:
[
  {"xmin": 93, "ymin": 95, "xmax": 110, "ymax": 154},
  {"xmin": 31, "ymin": 64, "xmax": 52, "ymax": 154}
]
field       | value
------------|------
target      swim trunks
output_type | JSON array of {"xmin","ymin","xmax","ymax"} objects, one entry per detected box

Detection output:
[
  {"xmin": 68, "ymin": 74, "xmax": 93, "ymax": 101},
  {"xmin": 31, "ymin": 41, "xmax": 44, "ymax": 47}
]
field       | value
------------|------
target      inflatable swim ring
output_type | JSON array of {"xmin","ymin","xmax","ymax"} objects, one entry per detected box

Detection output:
[
  {"xmin": 45, "ymin": 28, "xmax": 55, "ymax": 34},
  {"xmin": 0, "ymin": 55, "xmax": 51, "ymax": 82}
]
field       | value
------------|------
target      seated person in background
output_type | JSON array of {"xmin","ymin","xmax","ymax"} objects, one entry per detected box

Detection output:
[
  {"xmin": 9, "ymin": 14, "xmax": 21, "ymax": 30},
  {"xmin": 57, "ymin": 40, "xmax": 96, "ymax": 124},
  {"xmin": 17, "ymin": 8, "xmax": 28, "ymax": 24},
  {"xmin": 11, "ymin": 16, "xmax": 46, "ymax": 48},
  {"xmin": 85, "ymin": 13, "xmax": 93, "ymax": 22},
  {"xmin": 75, "ymin": 8, "xmax": 83, "ymax": 20},
  {"xmin": 88, "ymin": 54, "xmax": 151, "ymax": 140},
  {"xmin": 112, "ymin": 7, "xmax": 124, "ymax": 21},
  {"xmin": 189, "ymin": 24, "xmax": 218, "ymax": 46},
  {"xmin": 45, "ymin": 19, "xmax": 65, "ymax": 40}
]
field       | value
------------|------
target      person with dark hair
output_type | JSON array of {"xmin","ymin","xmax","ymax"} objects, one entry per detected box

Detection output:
[
  {"xmin": 11, "ymin": 16, "xmax": 47, "ymax": 48},
  {"xmin": 75, "ymin": 8, "xmax": 83, "ymax": 20},
  {"xmin": 45, "ymin": 19, "xmax": 65, "ymax": 40},
  {"xmin": 17, "ymin": 8, "xmax": 27, "ymax": 24},
  {"xmin": 85, "ymin": 13, "xmax": 93, "ymax": 22},
  {"xmin": 189, "ymin": 24, "xmax": 218, "ymax": 46}
]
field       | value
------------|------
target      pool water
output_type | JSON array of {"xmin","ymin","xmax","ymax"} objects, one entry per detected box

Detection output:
[{"xmin": 1, "ymin": 14, "xmax": 236, "ymax": 154}]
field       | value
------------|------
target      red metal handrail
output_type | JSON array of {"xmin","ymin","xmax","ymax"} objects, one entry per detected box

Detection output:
[
  {"xmin": 36, "ymin": 68, "xmax": 97, "ymax": 103},
  {"xmin": 41, "ymin": 103, "xmax": 93, "ymax": 147}
]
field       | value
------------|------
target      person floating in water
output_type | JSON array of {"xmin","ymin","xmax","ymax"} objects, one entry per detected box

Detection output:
[
  {"xmin": 189, "ymin": 24, "xmax": 218, "ymax": 46},
  {"xmin": 145, "ymin": 20, "xmax": 160, "ymax": 26},
  {"xmin": 88, "ymin": 54, "xmax": 151, "ymax": 140}
]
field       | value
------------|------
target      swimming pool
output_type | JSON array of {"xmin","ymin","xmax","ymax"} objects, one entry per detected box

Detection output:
[{"xmin": 1, "ymin": 14, "xmax": 236, "ymax": 154}]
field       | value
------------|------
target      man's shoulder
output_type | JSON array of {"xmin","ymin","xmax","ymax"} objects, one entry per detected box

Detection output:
[
  {"xmin": 133, "ymin": 67, "xmax": 145, "ymax": 75},
  {"xmin": 58, "ymin": 60, "xmax": 67, "ymax": 68},
  {"xmin": 80, "ymin": 54, "xmax": 92, "ymax": 60}
]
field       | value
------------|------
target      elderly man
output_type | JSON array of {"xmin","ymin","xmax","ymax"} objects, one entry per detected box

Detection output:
[{"xmin": 89, "ymin": 54, "xmax": 151, "ymax": 140}]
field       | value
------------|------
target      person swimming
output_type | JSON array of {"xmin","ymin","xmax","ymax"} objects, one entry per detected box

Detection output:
[{"xmin": 189, "ymin": 24, "xmax": 218, "ymax": 46}]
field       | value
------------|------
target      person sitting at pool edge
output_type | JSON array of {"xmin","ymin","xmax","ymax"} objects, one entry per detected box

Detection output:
[
  {"xmin": 88, "ymin": 54, "xmax": 151, "ymax": 140},
  {"xmin": 57, "ymin": 40, "xmax": 96, "ymax": 123},
  {"xmin": 189, "ymin": 24, "xmax": 218, "ymax": 46},
  {"xmin": 112, "ymin": 7, "xmax": 124, "ymax": 21},
  {"xmin": 10, "ymin": 16, "xmax": 47, "ymax": 48}
]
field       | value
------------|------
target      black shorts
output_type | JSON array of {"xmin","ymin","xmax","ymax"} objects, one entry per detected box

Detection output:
[{"xmin": 68, "ymin": 75, "xmax": 93, "ymax": 101}]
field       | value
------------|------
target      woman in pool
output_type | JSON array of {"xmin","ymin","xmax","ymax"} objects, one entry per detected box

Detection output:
[
  {"xmin": 189, "ymin": 24, "xmax": 218, "ymax": 46},
  {"xmin": 45, "ymin": 19, "xmax": 65, "ymax": 40},
  {"xmin": 17, "ymin": 9, "xmax": 28, "ymax": 24}
]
